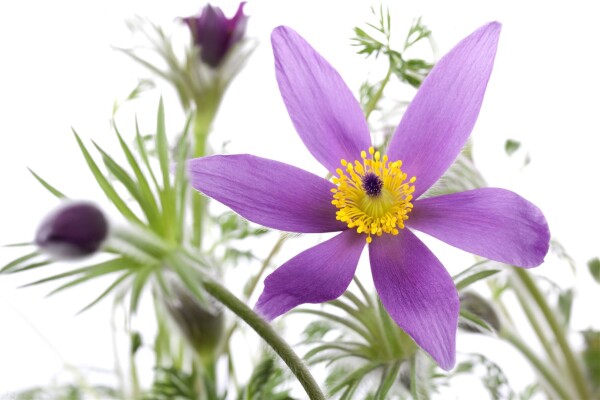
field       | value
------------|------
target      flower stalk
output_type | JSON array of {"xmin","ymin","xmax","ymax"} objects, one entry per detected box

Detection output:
[
  {"xmin": 201, "ymin": 278, "xmax": 326, "ymax": 400},
  {"xmin": 364, "ymin": 64, "xmax": 393, "ymax": 121},
  {"xmin": 502, "ymin": 331, "xmax": 572, "ymax": 400},
  {"xmin": 191, "ymin": 107, "xmax": 215, "ymax": 249},
  {"xmin": 512, "ymin": 268, "xmax": 591, "ymax": 399}
]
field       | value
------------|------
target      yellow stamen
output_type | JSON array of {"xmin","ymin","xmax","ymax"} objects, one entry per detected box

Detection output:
[{"xmin": 331, "ymin": 147, "xmax": 416, "ymax": 243}]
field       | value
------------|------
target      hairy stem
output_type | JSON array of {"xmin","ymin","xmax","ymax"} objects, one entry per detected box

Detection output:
[
  {"xmin": 513, "ymin": 268, "xmax": 590, "ymax": 399},
  {"xmin": 364, "ymin": 64, "xmax": 393, "ymax": 121},
  {"xmin": 191, "ymin": 108, "xmax": 212, "ymax": 248},
  {"xmin": 502, "ymin": 331, "xmax": 572, "ymax": 400},
  {"xmin": 202, "ymin": 279, "xmax": 326, "ymax": 400}
]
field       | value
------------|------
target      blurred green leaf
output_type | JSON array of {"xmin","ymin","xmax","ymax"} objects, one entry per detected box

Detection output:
[
  {"xmin": 459, "ymin": 309, "xmax": 495, "ymax": 334},
  {"xmin": 238, "ymin": 357, "xmax": 295, "ymax": 400},
  {"xmin": 27, "ymin": 168, "xmax": 68, "ymax": 199},
  {"xmin": 456, "ymin": 269, "xmax": 501, "ymax": 291},
  {"xmin": 558, "ymin": 288, "xmax": 574, "ymax": 326},
  {"xmin": 21, "ymin": 257, "xmax": 134, "ymax": 288},
  {"xmin": 373, "ymin": 361, "xmax": 401, "ymax": 400},
  {"xmin": 114, "ymin": 124, "xmax": 162, "ymax": 232},
  {"xmin": 155, "ymin": 99, "xmax": 170, "ymax": 193},
  {"xmin": 453, "ymin": 260, "xmax": 501, "ymax": 291},
  {"xmin": 460, "ymin": 292, "xmax": 500, "ymax": 333},
  {"xmin": 505, "ymin": 139, "xmax": 521, "ymax": 156},
  {"xmin": 73, "ymin": 130, "xmax": 144, "ymax": 226},
  {"xmin": 130, "ymin": 264, "xmax": 155, "ymax": 314},
  {"xmin": 135, "ymin": 118, "xmax": 160, "ymax": 190},
  {"xmin": 588, "ymin": 257, "xmax": 600, "ymax": 283},
  {"xmin": 77, "ymin": 271, "xmax": 134, "ymax": 314},
  {"xmin": 1, "ymin": 251, "xmax": 40, "ymax": 273},
  {"xmin": 131, "ymin": 331, "xmax": 143, "ymax": 355}
]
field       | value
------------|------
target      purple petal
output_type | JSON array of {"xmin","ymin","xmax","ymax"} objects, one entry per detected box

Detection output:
[
  {"xmin": 228, "ymin": 2, "xmax": 248, "ymax": 45},
  {"xmin": 188, "ymin": 154, "xmax": 345, "ymax": 233},
  {"xmin": 272, "ymin": 26, "xmax": 371, "ymax": 173},
  {"xmin": 369, "ymin": 230, "xmax": 459, "ymax": 370},
  {"xmin": 408, "ymin": 188, "xmax": 550, "ymax": 267},
  {"xmin": 387, "ymin": 22, "xmax": 501, "ymax": 198},
  {"xmin": 256, "ymin": 230, "xmax": 365, "ymax": 320}
]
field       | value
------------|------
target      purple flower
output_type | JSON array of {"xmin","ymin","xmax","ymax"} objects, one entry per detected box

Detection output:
[
  {"xmin": 183, "ymin": 2, "xmax": 248, "ymax": 68},
  {"xmin": 35, "ymin": 201, "xmax": 109, "ymax": 260},
  {"xmin": 188, "ymin": 23, "xmax": 550, "ymax": 369}
]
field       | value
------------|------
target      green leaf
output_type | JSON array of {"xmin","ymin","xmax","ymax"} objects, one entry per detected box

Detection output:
[
  {"xmin": 459, "ymin": 292, "xmax": 500, "ymax": 333},
  {"xmin": 27, "ymin": 168, "xmax": 67, "ymax": 198},
  {"xmin": 135, "ymin": 118, "xmax": 160, "ymax": 191},
  {"xmin": 453, "ymin": 260, "xmax": 500, "ymax": 289},
  {"xmin": 155, "ymin": 99, "xmax": 177, "ymax": 242},
  {"xmin": 301, "ymin": 321, "xmax": 333, "ymax": 342},
  {"xmin": 459, "ymin": 309, "xmax": 495, "ymax": 334},
  {"xmin": 174, "ymin": 113, "xmax": 193, "ymax": 243},
  {"xmin": 73, "ymin": 130, "xmax": 144, "ymax": 226},
  {"xmin": 131, "ymin": 331, "xmax": 143, "ymax": 355},
  {"xmin": 6, "ymin": 260, "xmax": 53, "ymax": 274},
  {"xmin": 588, "ymin": 257, "xmax": 600, "ymax": 284},
  {"xmin": 114, "ymin": 124, "xmax": 162, "ymax": 232},
  {"xmin": 456, "ymin": 269, "xmax": 501, "ymax": 291},
  {"xmin": 505, "ymin": 139, "xmax": 521, "ymax": 156},
  {"xmin": 2, "ymin": 242, "xmax": 33, "ymax": 248},
  {"xmin": 93, "ymin": 141, "xmax": 144, "ymax": 201},
  {"xmin": 46, "ymin": 257, "xmax": 138, "ymax": 297},
  {"xmin": 293, "ymin": 309, "xmax": 372, "ymax": 342},
  {"xmin": 328, "ymin": 362, "xmax": 379, "ymax": 396},
  {"xmin": 558, "ymin": 288, "xmax": 574, "ymax": 327},
  {"xmin": 1, "ymin": 251, "xmax": 40, "ymax": 273},
  {"xmin": 22, "ymin": 257, "xmax": 135, "ymax": 288},
  {"xmin": 304, "ymin": 342, "xmax": 372, "ymax": 362},
  {"xmin": 129, "ymin": 264, "xmax": 155, "ymax": 314},
  {"xmin": 168, "ymin": 257, "xmax": 209, "ymax": 309},
  {"xmin": 155, "ymin": 98, "xmax": 170, "ymax": 193},
  {"xmin": 77, "ymin": 271, "xmax": 134, "ymax": 314},
  {"xmin": 374, "ymin": 361, "xmax": 401, "ymax": 400}
]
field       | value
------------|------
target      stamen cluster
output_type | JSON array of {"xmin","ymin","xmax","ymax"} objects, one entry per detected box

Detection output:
[{"xmin": 331, "ymin": 147, "xmax": 416, "ymax": 243}]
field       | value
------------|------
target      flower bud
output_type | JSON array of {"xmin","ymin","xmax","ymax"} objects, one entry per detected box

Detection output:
[
  {"xmin": 459, "ymin": 291, "xmax": 501, "ymax": 333},
  {"xmin": 182, "ymin": 2, "xmax": 248, "ymax": 68},
  {"xmin": 35, "ymin": 201, "xmax": 108, "ymax": 260},
  {"xmin": 163, "ymin": 278, "xmax": 224, "ymax": 358}
]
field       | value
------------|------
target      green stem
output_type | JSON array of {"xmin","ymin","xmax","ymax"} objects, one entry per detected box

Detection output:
[
  {"xmin": 502, "ymin": 331, "xmax": 572, "ymax": 400},
  {"xmin": 244, "ymin": 234, "xmax": 288, "ymax": 299},
  {"xmin": 513, "ymin": 268, "xmax": 590, "ymax": 399},
  {"xmin": 511, "ymin": 275, "xmax": 559, "ymax": 365},
  {"xmin": 221, "ymin": 233, "xmax": 289, "ymax": 353},
  {"xmin": 202, "ymin": 279, "xmax": 326, "ymax": 400},
  {"xmin": 191, "ymin": 108, "xmax": 213, "ymax": 249},
  {"xmin": 364, "ymin": 64, "xmax": 393, "ymax": 121}
]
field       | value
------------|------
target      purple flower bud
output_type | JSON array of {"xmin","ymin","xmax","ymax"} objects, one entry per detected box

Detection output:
[
  {"xmin": 35, "ymin": 201, "xmax": 109, "ymax": 260},
  {"xmin": 163, "ymin": 278, "xmax": 224, "ymax": 358},
  {"xmin": 182, "ymin": 2, "xmax": 248, "ymax": 68}
]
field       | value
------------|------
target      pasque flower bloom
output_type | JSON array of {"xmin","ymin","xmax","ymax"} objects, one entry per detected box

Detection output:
[
  {"xmin": 188, "ymin": 23, "xmax": 550, "ymax": 369},
  {"xmin": 183, "ymin": 2, "xmax": 248, "ymax": 68}
]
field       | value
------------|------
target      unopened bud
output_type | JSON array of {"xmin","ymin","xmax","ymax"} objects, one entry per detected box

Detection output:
[
  {"xmin": 163, "ymin": 278, "xmax": 224, "ymax": 358},
  {"xmin": 182, "ymin": 2, "xmax": 248, "ymax": 68},
  {"xmin": 35, "ymin": 201, "xmax": 108, "ymax": 260},
  {"xmin": 459, "ymin": 291, "xmax": 501, "ymax": 333}
]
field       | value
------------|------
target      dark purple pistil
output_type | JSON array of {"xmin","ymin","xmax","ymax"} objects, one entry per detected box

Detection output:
[{"xmin": 362, "ymin": 173, "xmax": 383, "ymax": 197}]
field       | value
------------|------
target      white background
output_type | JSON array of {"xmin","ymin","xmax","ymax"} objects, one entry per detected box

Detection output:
[{"xmin": 1, "ymin": 0, "xmax": 599, "ymax": 397}]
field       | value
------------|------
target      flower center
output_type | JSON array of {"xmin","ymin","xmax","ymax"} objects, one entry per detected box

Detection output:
[{"xmin": 331, "ymin": 147, "xmax": 416, "ymax": 243}]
